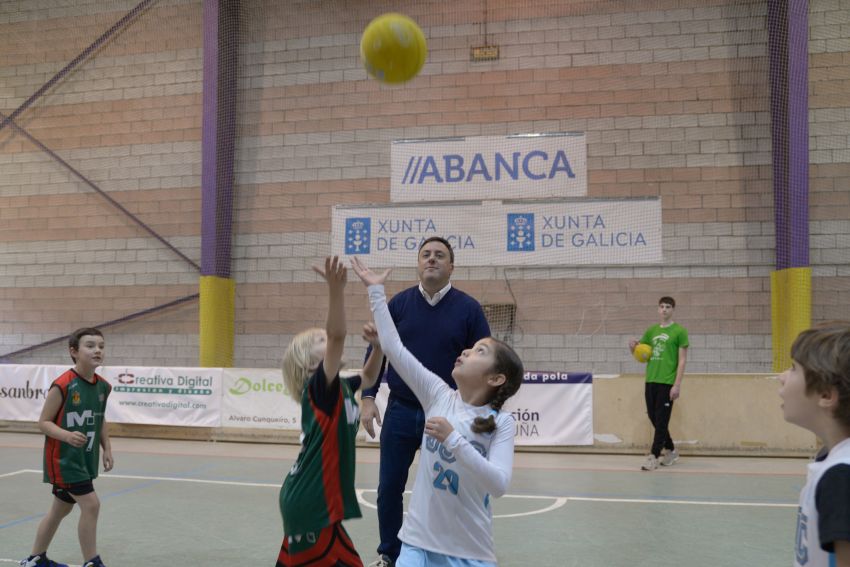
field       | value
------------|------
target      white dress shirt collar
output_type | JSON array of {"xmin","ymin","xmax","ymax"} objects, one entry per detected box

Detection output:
[{"xmin": 418, "ymin": 282, "xmax": 452, "ymax": 306}]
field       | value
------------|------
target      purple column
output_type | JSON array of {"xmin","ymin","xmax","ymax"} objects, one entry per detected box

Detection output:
[
  {"xmin": 201, "ymin": 0, "xmax": 238, "ymax": 277},
  {"xmin": 768, "ymin": 0, "xmax": 809, "ymax": 270}
]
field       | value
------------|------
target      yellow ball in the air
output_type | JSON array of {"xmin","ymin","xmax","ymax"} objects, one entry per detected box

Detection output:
[
  {"xmin": 633, "ymin": 343, "xmax": 652, "ymax": 363},
  {"xmin": 360, "ymin": 13, "xmax": 427, "ymax": 84}
]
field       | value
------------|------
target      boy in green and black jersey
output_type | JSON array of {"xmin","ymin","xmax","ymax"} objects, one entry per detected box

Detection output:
[{"xmin": 21, "ymin": 327, "xmax": 113, "ymax": 567}]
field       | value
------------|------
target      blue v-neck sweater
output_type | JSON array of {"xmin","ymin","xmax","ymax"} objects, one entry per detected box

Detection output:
[{"xmin": 362, "ymin": 285, "xmax": 490, "ymax": 405}]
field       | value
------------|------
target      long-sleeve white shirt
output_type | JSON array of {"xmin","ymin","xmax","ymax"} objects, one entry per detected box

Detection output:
[{"xmin": 368, "ymin": 284, "xmax": 515, "ymax": 563}]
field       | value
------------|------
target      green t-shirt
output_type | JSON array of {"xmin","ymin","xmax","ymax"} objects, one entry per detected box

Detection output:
[{"xmin": 640, "ymin": 322, "xmax": 689, "ymax": 385}]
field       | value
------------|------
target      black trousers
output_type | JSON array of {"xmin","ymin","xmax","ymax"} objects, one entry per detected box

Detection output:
[{"xmin": 645, "ymin": 382, "xmax": 675, "ymax": 458}]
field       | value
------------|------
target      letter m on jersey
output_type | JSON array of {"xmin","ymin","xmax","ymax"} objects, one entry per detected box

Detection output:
[
  {"xmin": 344, "ymin": 398, "xmax": 360, "ymax": 426},
  {"xmin": 66, "ymin": 410, "xmax": 95, "ymax": 428}
]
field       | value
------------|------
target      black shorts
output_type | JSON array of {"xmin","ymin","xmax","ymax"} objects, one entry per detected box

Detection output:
[
  {"xmin": 52, "ymin": 480, "xmax": 94, "ymax": 504},
  {"xmin": 276, "ymin": 522, "xmax": 362, "ymax": 567}
]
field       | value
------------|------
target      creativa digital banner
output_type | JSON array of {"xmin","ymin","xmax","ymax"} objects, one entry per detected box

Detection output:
[
  {"xmin": 101, "ymin": 367, "xmax": 222, "ymax": 427},
  {"xmin": 0, "ymin": 365, "xmax": 222, "ymax": 426}
]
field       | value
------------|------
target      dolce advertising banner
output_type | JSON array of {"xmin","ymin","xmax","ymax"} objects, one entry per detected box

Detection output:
[
  {"xmin": 221, "ymin": 368, "xmax": 301, "ymax": 430},
  {"xmin": 391, "ymin": 133, "xmax": 587, "ymax": 202},
  {"xmin": 332, "ymin": 199, "xmax": 661, "ymax": 266},
  {"xmin": 359, "ymin": 371, "xmax": 593, "ymax": 446}
]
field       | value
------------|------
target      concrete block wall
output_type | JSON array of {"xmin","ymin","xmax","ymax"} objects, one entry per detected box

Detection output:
[{"xmin": 0, "ymin": 0, "xmax": 848, "ymax": 374}]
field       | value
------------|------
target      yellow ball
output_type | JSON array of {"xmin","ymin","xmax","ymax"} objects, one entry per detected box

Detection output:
[
  {"xmin": 360, "ymin": 13, "xmax": 427, "ymax": 84},
  {"xmin": 633, "ymin": 343, "xmax": 652, "ymax": 363}
]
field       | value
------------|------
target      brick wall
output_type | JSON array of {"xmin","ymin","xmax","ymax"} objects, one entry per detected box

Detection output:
[{"xmin": 0, "ymin": 0, "xmax": 847, "ymax": 374}]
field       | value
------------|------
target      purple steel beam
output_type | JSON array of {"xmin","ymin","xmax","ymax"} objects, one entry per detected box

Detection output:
[
  {"xmin": 768, "ymin": 0, "xmax": 809, "ymax": 270},
  {"xmin": 0, "ymin": 0, "xmax": 155, "ymax": 136},
  {"xmin": 0, "ymin": 293, "xmax": 199, "ymax": 362},
  {"xmin": 786, "ymin": 0, "xmax": 809, "ymax": 268},
  {"xmin": 0, "ymin": 0, "xmax": 197, "ymax": 270},
  {"xmin": 201, "ymin": 0, "xmax": 238, "ymax": 278},
  {"xmin": 1, "ymin": 112, "xmax": 200, "ymax": 271}
]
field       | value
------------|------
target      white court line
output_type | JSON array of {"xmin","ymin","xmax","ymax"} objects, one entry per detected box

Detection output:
[
  {"xmin": 1, "ymin": 469, "xmax": 280, "ymax": 488},
  {"xmin": 0, "ymin": 561, "xmax": 80, "ymax": 566},
  {"xmin": 567, "ymin": 496, "xmax": 796, "ymax": 508},
  {"xmin": 0, "ymin": 470, "xmax": 31, "ymax": 479},
  {"xmin": 355, "ymin": 488, "xmax": 569, "ymax": 519},
  {"xmin": 4, "ymin": 470, "xmax": 796, "ymax": 512},
  {"xmin": 499, "ymin": 494, "xmax": 569, "ymax": 518},
  {"xmin": 101, "ymin": 472, "xmax": 280, "ymax": 488}
]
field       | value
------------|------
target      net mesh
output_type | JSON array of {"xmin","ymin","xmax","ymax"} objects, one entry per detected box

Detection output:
[{"xmin": 0, "ymin": 0, "xmax": 847, "ymax": 376}]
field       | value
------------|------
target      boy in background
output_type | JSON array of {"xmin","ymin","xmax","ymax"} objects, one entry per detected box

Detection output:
[{"xmin": 629, "ymin": 296, "xmax": 689, "ymax": 471}]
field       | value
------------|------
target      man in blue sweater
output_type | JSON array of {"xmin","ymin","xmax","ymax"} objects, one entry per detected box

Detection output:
[{"xmin": 360, "ymin": 236, "xmax": 491, "ymax": 567}]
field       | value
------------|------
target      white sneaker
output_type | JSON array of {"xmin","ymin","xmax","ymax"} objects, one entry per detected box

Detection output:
[
  {"xmin": 367, "ymin": 556, "xmax": 393, "ymax": 567},
  {"xmin": 19, "ymin": 555, "xmax": 68, "ymax": 567},
  {"xmin": 660, "ymin": 449, "xmax": 679, "ymax": 466},
  {"xmin": 641, "ymin": 454, "xmax": 659, "ymax": 471}
]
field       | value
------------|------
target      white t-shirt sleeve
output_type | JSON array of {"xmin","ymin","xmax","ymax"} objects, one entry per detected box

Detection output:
[
  {"xmin": 443, "ymin": 414, "xmax": 514, "ymax": 497},
  {"xmin": 368, "ymin": 284, "xmax": 450, "ymax": 409}
]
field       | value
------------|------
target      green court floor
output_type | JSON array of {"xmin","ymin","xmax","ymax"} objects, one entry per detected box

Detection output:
[{"xmin": 0, "ymin": 433, "xmax": 803, "ymax": 566}]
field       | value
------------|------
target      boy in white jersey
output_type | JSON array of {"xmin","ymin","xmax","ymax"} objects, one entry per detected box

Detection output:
[
  {"xmin": 352, "ymin": 257, "xmax": 524, "ymax": 566},
  {"xmin": 779, "ymin": 322, "xmax": 850, "ymax": 567}
]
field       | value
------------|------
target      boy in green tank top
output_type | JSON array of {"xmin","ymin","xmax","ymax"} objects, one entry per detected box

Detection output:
[
  {"xmin": 20, "ymin": 328, "xmax": 113, "ymax": 567},
  {"xmin": 629, "ymin": 297, "xmax": 689, "ymax": 472}
]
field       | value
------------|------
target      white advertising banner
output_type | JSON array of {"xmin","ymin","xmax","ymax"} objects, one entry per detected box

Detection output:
[
  {"xmin": 101, "ymin": 366, "xmax": 222, "ymax": 427},
  {"xmin": 1, "ymin": 364, "xmax": 591, "ymax": 446},
  {"xmin": 359, "ymin": 372, "xmax": 593, "ymax": 446},
  {"xmin": 391, "ymin": 133, "xmax": 587, "ymax": 202},
  {"xmin": 0, "ymin": 364, "xmax": 67, "ymax": 421},
  {"xmin": 504, "ymin": 371, "xmax": 593, "ymax": 446},
  {"xmin": 332, "ymin": 199, "xmax": 661, "ymax": 266},
  {"xmin": 221, "ymin": 368, "xmax": 301, "ymax": 430}
]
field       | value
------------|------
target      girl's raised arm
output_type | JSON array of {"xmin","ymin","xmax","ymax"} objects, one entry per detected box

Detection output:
[
  {"xmin": 314, "ymin": 256, "xmax": 347, "ymax": 384},
  {"xmin": 350, "ymin": 257, "xmax": 449, "ymax": 407}
]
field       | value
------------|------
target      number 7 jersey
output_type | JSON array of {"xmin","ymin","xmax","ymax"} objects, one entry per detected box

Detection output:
[{"xmin": 43, "ymin": 369, "xmax": 111, "ymax": 487}]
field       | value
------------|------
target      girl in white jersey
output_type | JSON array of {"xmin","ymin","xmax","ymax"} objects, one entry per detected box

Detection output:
[
  {"xmin": 351, "ymin": 257, "xmax": 523, "ymax": 567},
  {"xmin": 779, "ymin": 322, "xmax": 850, "ymax": 567}
]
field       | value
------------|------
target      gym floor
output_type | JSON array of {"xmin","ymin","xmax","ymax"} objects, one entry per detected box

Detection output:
[{"xmin": 0, "ymin": 432, "xmax": 804, "ymax": 566}]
